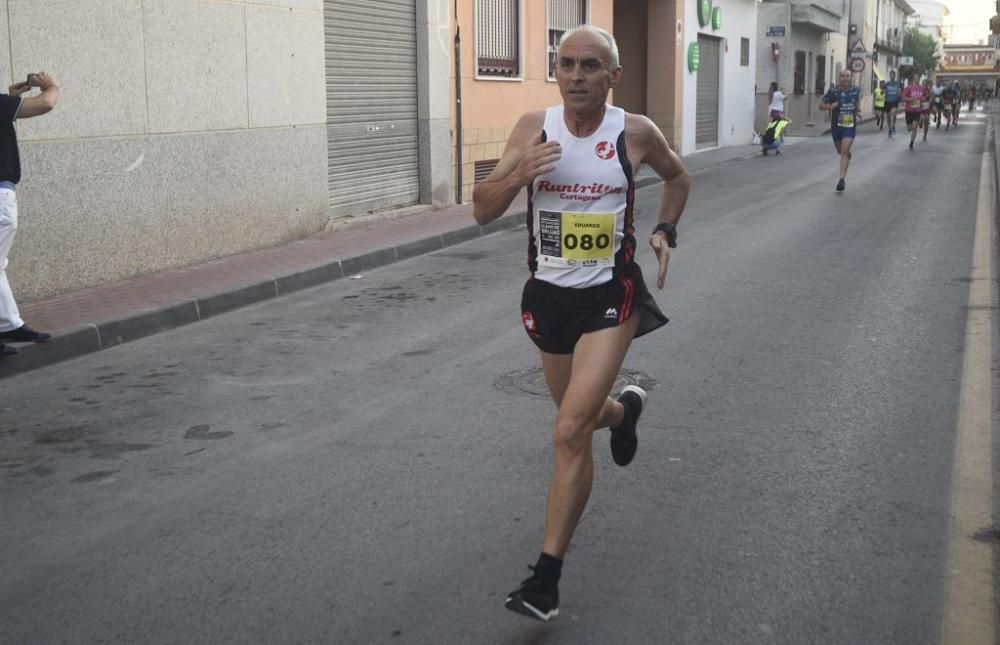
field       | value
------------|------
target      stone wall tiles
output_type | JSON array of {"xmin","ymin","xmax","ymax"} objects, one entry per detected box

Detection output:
[
  {"xmin": 10, "ymin": 126, "xmax": 329, "ymax": 300},
  {"xmin": 0, "ymin": 2, "xmax": 11, "ymax": 88},
  {"xmin": 246, "ymin": 4, "xmax": 325, "ymax": 128},
  {"xmin": 8, "ymin": 0, "xmax": 147, "ymax": 140},
  {"xmin": 143, "ymin": 0, "xmax": 249, "ymax": 133},
  {"xmin": 245, "ymin": 0, "xmax": 323, "ymax": 10}
]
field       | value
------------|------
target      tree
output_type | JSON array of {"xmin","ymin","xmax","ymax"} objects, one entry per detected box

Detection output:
[{"xmin": 903, "ymin": 27, "xmax": 940, "ymax": 75}]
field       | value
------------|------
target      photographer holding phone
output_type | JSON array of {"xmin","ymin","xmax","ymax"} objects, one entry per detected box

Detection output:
[{"xmin": 0, "ymin": 71, "xmax": 60, "ymax": 359}]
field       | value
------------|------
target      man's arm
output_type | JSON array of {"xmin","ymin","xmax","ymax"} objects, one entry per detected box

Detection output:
[
  {"xmin": 472, "ymin": 111, "xmax": 557, "ymax": 225},
  {"xmin": 627, "ymin": 115, "xmax": 691, "ymax": 289},
  {"xmin": 15, "ymin": 72, "xmax": 59, "ymax": 119}
]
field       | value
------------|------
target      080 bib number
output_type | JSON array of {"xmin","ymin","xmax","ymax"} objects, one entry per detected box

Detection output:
[{"xmin": 539, "ymin": 210, "xmax": 616, "ymax": 265}]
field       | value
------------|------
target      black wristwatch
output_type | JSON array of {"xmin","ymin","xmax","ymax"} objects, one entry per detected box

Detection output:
[{"xmin": 652, "ymin": 222, "xmax": 677, "ymax": 248}]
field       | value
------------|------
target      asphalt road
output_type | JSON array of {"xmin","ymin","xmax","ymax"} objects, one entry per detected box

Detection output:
[{"xmin": 1, "ymin": 111, "xmax": 994, "ymax": 645}]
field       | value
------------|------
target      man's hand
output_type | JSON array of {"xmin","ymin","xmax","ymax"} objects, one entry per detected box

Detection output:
[
  {"xmin": 510, "ymin": 133, "xmax": 560, "ymax": 188},
  {"xmin": 8, "ymin": 81, "xmax": 30, "ymax": 97},
  {"xmin": 34, "ymin": 72, "xmax": 57, "ymax": 90},
  {"xmin": 650, "ymin": 232, "xmax": 671, "ymax": 289}
]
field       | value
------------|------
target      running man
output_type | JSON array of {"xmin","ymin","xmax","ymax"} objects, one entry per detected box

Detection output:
[
  {"xmin": 873, "ymin": 80, "xmax": 886, "ymax": 129},
  {"xmin": 472, "ymin": 25, "xmax": 691, "ymax": 622},
  {"xmin": 951, "ymin": 81, "xmax": 962, "ymax": 126},
  {"xmin": 941, "ymin": 82, "xmax": 957, "ymax": 130},
  {"xmin": 820, "ymin": 69, "xmax": 861, "ymax": 192},
  {"xmin": 901, "ymin": 74, "xmax": 927, "ymax": 150},
  {"xmin": 932, "ymin": 78, "xmax": 945, "ymax": 128},
  {"xmin": 921, "ymin": 77, "xmax": 933, "ymax": 141},
  {"xmin": 884, "ymin": 71, "xmax": 901, "ymax": 137}
]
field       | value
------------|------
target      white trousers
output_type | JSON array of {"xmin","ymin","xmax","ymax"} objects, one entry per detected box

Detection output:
[{"xmin": 0, "ymin": 188, "xmax": 24, "ymax": 332}]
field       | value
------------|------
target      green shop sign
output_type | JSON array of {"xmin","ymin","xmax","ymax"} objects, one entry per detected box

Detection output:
[
  {"xmin": 711, "ymin": 7, "xmax": 722, "ymax": 30},
  {"xmin": 688, "ymin": 42, "xmax": 700, "ymax": 72},
  {"xmin": 697, "ymin": 0, "xmax": 712, "ymax": 27}
]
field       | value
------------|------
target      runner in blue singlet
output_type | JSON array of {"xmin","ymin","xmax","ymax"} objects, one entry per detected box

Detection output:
[{"xmin": 820, "ymin": 69, "xmax": 861, "ymax": 193}]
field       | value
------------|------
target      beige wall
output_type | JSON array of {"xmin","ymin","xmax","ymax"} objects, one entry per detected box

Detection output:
[{"xmin": 451, "ymin": 0, "xmax": 614, "ymax": 201}]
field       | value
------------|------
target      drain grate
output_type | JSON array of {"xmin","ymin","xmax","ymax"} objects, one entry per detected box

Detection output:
[{"xmin": 494, "ymin": 367, "xmax": 657, "ymax": 398}]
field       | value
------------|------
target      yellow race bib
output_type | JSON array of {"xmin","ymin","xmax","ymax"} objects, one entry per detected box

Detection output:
[
  {"xmin": 538, "ymin": 210, "xmax": 616, "ymax": 267},
  {"xmin": 838, "ymin": 114, "xmax": 855, "ymax": 128}
]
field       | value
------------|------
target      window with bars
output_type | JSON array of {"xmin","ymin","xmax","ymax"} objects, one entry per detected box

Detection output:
[
  {"xmin": 547, "ymin": 0, "xmax": 588, "ymax": 80},
  {"xmin": 477, "ymin": 0, "xmax": 521, "ymax": 78},
  {"xmin": 815, "ymin": 55, "xmax": 826, "ymax": 94},
  {"xmin": 794, "ymin": 50, "xmax": 806, "ymax": 95}
]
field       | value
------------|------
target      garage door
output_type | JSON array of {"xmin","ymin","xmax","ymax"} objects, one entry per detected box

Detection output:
[
  {"xmin": 325, "ymin": 0, "xmax": 419, "ymax": 217},
  {"xmin": 696, "ymin": 35, "xmax": 720, "ymax": 149}
]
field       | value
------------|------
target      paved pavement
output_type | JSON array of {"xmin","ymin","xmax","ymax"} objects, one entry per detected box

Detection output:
[{"xmin": 0, "ymin": 141, "xmax": 795, "ymax": 378}]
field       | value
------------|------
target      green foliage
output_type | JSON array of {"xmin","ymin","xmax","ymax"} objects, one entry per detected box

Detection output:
[{"xmin": 903, "ymin": 27, "xmax": 940, "ymax": 75}]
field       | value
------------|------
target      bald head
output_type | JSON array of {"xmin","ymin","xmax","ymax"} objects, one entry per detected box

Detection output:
[{"xmin": 559, "ymin": 25, "xmax": 620, "ymax": 68}]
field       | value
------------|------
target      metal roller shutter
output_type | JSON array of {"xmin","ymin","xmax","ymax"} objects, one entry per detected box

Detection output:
[
  {"xmin": 325, "ymin": 0, "xmax": 419, "ymax": 217},
  {"xmin": 696, "ymin": 35, "xmax": 720, "ymax": 149}
]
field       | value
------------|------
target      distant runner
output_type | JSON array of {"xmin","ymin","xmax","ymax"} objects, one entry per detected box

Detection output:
[
  {"xmin": 901, "ymin": 74, "xmax": 927, "ymax": 150},
  {"xmin": 820, "ymin": 69, "xmax": 860, "ymax": 192},
  {"xmin": 873, "ymin": 81, "xmax": 887, "ymax": 130}
]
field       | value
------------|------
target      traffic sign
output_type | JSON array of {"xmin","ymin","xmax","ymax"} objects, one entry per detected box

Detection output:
[{"xmin": 850, "ymin": 58, "xmax": 865, "ymax": 72}]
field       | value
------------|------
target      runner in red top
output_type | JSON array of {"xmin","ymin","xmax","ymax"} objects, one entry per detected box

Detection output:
[
  {"xmin": 901, "ymin": 74, "xmax": 927, "ymax": 150},
  {"xmin": 920, "ymin": 78, "xmax": 933, "ymax": 142}
]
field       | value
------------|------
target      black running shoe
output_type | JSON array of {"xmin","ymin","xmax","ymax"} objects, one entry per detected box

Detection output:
[
  {"xmin": 610, "ymin": 385, "xmax": 647, "ymax": 467},
  {"xmin": 505, "ymin": 568, "xmax": 559, "ymax": 621},
  {"xmin": 0, "ymin": 325, "xmax": 51, "ymax": 342},
  {"xmin": 0, "ymin": 342, "xmax": 17, "ymax": 357},
  {"xmin": 836, "ymin": 178, "xmax": 846, "ymax": 193}
]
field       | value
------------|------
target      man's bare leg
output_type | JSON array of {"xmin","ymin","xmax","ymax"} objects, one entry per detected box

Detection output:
[{"xmin": 540, "ymin": 316, "xmax": 639, "ymax": 559}]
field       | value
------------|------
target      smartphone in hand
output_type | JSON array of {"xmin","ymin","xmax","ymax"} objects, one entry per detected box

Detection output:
[{"xmin": 26, "ymin": 73, "xmax": 41, "ymax": 87}]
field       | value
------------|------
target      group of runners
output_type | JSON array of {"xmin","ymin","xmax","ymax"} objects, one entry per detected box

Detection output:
[
  {"xmin": 873, "ymin": 71, "xmax": 966, "ymax": 137},
  {"xmin": 821, "ymin": 69, "xmax": 976, "ymax": 193}
]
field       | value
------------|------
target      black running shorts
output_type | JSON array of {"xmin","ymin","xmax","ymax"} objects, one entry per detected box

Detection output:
[
  {"xmin": 885, "ymin": 100, "xmax": 899, "ymax": 111},
  {"xmin": 520, "ymin": 263, "xmax": 668, "ymax": 355},
  {"xmin": 905, "ymin": 111, "xmax": 922, "ymax": 125}
]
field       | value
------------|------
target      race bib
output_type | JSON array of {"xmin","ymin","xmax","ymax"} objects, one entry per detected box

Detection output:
[
  {"xmin": 838, "ymin": 114, "xmax": 855, "ymax": 128},
  {"xmin": 538, "ymin": 210, "xmax": 615, "ymax": 267}
]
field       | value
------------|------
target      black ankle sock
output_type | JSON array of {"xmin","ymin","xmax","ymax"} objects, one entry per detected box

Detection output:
[{"xmin": 534, "ymin": 553, "xmax": 563, "ymax": 585}]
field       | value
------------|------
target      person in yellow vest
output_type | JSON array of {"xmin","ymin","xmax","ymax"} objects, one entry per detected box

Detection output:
[
  {"xmin": 761, "ymin": 115, "xmax": 791, "ymax": 155},
  {"xmin": 873, "ymin": 81, "xmax": 886, "ymax": 129}
]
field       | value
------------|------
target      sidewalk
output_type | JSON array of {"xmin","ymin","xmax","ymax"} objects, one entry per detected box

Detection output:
[{"xmin": 0, "ymin": 143, "xmax": 763, "ymax": 378}]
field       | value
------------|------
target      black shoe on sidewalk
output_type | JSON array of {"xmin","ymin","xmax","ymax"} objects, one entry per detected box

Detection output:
[
  {"xmin": 0, "ymin": 325, "xmax": 51, "ymax": 343},
  {"xmin": 836, "ymin": 178, "xmax": 846, "ymax": 193},
  {"xmin": 0, "ymin": 342, "xmax": 17, "ymax": 357},
  {"xmin": 505, "ymin": 568, "xmax": 559, "ymax": 621},
  {"xmin": 610, "ymin": 385, "xmax": 647, "ymax": 467}
]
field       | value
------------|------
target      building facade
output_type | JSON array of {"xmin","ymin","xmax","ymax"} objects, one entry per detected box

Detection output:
[
  {"xmin": 3, "ymin": 0, "xmax": 453, "ymax": 302},
  {"xmin": 756, "ymin": 0, "xmax": 846, "ymax": 133},
  {"xmin": 939, "ymin": 43, "xmax": 1000, "ymax": 92},
  {"xmin": 453, "ymin": 0, "xmax": 758, "ymax": 203}
]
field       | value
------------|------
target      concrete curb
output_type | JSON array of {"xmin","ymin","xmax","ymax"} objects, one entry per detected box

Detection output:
[{"xmin": 0, "ymin": 211, "xmax": 533, "ymax": 379}]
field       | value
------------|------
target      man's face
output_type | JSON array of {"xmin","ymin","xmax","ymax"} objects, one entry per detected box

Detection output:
[
  {"xmin": 890, "ymin": 72, "xmax": 896, "ymax": 81},
  {"xmin": 880, "ymin": 81, "xmax": 886, "ymax": 89},
  {"xmin": 839, "ymin": 70, "xmax": 851, "ymax": 88},
  {"xmin": 556, "ymin": 30, "xmax": 622, "ymax": 113}
]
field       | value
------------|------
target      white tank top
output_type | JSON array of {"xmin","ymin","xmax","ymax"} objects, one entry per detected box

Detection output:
[{"xmin": 528, "ymin": 105, "xmax": 634, "ymax": 288}]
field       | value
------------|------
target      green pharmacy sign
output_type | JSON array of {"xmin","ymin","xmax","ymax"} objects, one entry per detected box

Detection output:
[
  {"xmin": 698, "ymin": 0, "xmax": 712, "ymax": 27},
  {"xmin": 711, "ymin": 7, "xmax": 722, "ymax": 30},
  {"xmin": 688, "ymin": 42, "xmax": 700, "ymax": 72}
]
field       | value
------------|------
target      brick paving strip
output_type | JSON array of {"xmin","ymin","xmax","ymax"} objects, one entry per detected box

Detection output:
[{"xmin": 1, "ymin": 142, "xmax": 771, "ymax": 378}]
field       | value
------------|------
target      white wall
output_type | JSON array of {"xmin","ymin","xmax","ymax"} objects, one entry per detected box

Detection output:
[
  {"xmin": 4, "ymin": 0, "xmax": 328, "ymax": 301},
  {"xmin": 682, "ymin": 0, "xmax": 758, "ymax": 154}
]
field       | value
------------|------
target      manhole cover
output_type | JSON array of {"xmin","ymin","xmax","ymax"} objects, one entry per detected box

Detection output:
[{"xmin": 494, "ymin": 367, "xmax": 657, "ymax": 398}]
